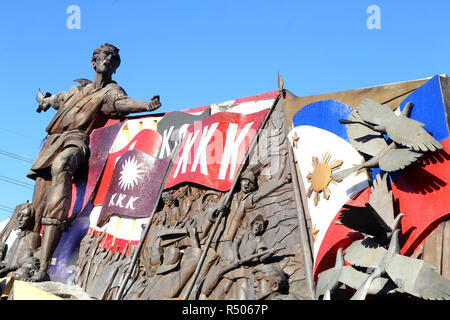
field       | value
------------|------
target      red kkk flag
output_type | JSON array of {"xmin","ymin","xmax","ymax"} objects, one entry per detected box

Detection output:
[
  {"xmin": 164, "ymin": 109, "xmax": 268, "ymax": 191},
  {"xmin": 97, "ymin": 149, "xmax": 171, "ymax": 227},
  {"xmin": 93, "ymin": 128, "xmax": 162, "ymax": 206}
]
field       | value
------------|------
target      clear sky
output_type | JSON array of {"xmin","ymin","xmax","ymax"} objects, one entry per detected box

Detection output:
[{"xmin": 0, "ymin": 0, "xmax": 449, "ymax": 221}]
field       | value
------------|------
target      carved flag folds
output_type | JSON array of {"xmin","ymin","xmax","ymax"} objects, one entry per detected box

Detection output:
[
  {"xmin": 97, "ymin": 149, "xmax": 171, "ymax": 227},
  {"xmin": 164, "ymin": 109, "xmax": 269, "ymax": 191}
]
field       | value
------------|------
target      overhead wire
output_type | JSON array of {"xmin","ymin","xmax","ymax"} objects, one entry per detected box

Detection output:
[
  {"xmin": 0, "ymin": 148, "xmax": 33, "ymax": 163},
  {"xmin": 0, "ymin": 204, "xmax": 14, "ymax": 213},
  {"xmin": 0, "ymin": 174, "xmax": 34, "ymax": 190}
]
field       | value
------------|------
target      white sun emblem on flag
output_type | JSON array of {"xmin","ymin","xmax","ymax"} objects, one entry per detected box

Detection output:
[{"xmin": 119, "ymin": 156, "xmax": 145, "ymax": 191}]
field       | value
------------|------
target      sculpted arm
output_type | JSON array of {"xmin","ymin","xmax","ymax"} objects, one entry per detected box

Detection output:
[
  {"xmin": 36, "ymin": 90, "xmax": 71, "ymax": 112},
  {"xmin": 253, "ymin": 173, "xmax": 292, "ymax": 203},
  {"xmin": 113, "ymin": 95, "xmax": 161, "ymax": 115},
  {"xmin": 232, "ymin": 229, "xmax": 244, "ymax": 262}
]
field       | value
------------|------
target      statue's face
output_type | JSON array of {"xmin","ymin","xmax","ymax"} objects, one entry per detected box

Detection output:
[
  {"xmin": 18, "ymin": 210, "xmax": 32, "ymax": 230},
  {"xmin": 252, "ymin": 272, "xmax": 279, "ymax": 300},
  {"xmin": 163, "ymin": 195, "xmax": 174, "ymax": 206},
  {"xmin": 190, "ymin": 188, "xmax": 201, "ymax": 200},
  {"xmin": 92, "ymin": 47, "xmax": 120, "ymax": 75},
  {"xmin": 240, "ymin": 178, "xmax": 254, "ymax": 193},
  {"xmin": 251, "ymin": 219, "xmax": 264, "ymax": 235}
]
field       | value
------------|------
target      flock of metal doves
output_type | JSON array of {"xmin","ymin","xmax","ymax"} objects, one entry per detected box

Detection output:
[{"xmin": 316, "ymin": 98, "xmax": 450, "ymax": 300}]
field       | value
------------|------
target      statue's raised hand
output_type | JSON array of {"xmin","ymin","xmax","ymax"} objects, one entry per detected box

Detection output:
[{"xmin": 36, "ymin": 89, "xmax": 55, "ymax": 113}]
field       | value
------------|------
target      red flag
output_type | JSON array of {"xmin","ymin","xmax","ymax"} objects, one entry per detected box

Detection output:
[
  {"xmin": 97, "ymin": 150, "xmax": 171, "ymax": 227},
  {"xmin": 93, "ymin": 129, "xmax": 162, "ymax": 205},
  {"xmin": 164, "ymin": 109, "xmax": 268, "ymax": 191}
]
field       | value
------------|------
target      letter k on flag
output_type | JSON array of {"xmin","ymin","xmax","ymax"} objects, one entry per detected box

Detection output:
[
  {"xmin": 164, "ymin": 109, "xmax": 268, "ymax": 191},
  {"xmin": 97, "ymin": 149, "xmax": 171, "ymax": 227}
]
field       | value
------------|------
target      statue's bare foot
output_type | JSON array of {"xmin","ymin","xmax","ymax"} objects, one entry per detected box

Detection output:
[{"xmin": 28, "ymin": 269, "xmax": 50, "ymax": 282}]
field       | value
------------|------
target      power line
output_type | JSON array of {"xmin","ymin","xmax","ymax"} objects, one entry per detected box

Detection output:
[
  {"xmin": 0, "ymin": 204, "xmax": 14, "ymax": 213},
  {"xmin": 0, "ymin": 127, "xmax": 41, "ymax": 143},
  {"xmin": 0, "ymin": 175, "xmax": 34, "ymax": 190},
  {"xmin": 0, "ymin": 148, "xmax": 33, "ymax": 163}
]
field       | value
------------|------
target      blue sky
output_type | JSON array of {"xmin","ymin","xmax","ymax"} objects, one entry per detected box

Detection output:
[{"xmin": 0, "ymin": 0, "xmax": 449, "ymax": 221}]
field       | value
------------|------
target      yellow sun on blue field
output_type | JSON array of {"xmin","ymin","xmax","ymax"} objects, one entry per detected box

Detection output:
[{"xmin": 119, "ymin": 156, "xmax": 145, "ymax": 191}]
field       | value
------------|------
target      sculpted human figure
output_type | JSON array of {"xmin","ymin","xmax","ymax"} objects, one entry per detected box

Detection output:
[
  {"xmin": 140, "ymin": 245, "xmax": 201, "ymax": 299},
  {"xmin": 79, "ymin": 231, "xmax": 105, "ymax": 289},
  {"xmin": 187, "ymin": 191, "xmax": 226, "ymax": 243},
  {"xmin": 200, "ymin": 214, "xmax": 274, "ymax": 299},
  {"xmin": 139, "ymin": 191, "xmax": 180, "ymax": 269},
  {"xmin": 177, "ymin": 185, "xmax": 204, "ymax": 227},
  {"xmin": 28, "ymin": 43, "xmax": 161, "ymax": 281},
  {"xmin": 0, "ymin": 202, "xmax": 40, "ymax": 279},
  {"xmin": 175, "ymin": 185, "xmax": 191, "ymax": 224},
  {"xmin": 187, "ymin": 186, "xmax": 203, "ymax": 217},
  {"xmin": 251, "ymin": 264, "xmax": 296, "ymax": 300},
  {"xmin": 156, "ymin": 191, "xmax": 226, "ymax": 249},
  {"xmin": 74, "ymin": 229, "xmax": 95, "ymax": 285},
  {"xmin": 0, "ymin": 202, "xmax": 22, "ymax": 247},
  {"xmin": 225, "ymin": 171, "xmax": 291, "ymax": 241},
  {"xmin": 161, "ymin": 192, "xmax": 180, "ymax": 228}
]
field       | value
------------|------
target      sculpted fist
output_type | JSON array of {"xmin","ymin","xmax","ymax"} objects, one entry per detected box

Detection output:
[{"xmin": 36, "ymin": 94, "xmax": 56, "ymax": 113}]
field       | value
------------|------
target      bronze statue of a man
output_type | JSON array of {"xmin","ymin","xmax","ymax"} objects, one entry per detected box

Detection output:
[
  {"xmin": 28, "ymin": 43, "xmax": 161, "ymax": 281},
  {"xmin": 0, "ymin": 202, "xmax": 40, "ymax": 279}
]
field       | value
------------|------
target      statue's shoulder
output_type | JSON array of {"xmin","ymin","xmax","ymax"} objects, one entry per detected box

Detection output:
[{"xmin": 105, "ymin": 81, "xmax": 127, "ymax": 95}]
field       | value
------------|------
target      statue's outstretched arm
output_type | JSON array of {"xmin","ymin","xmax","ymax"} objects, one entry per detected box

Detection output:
[
  {"xmin": 113, "ymin": 95, "xmax": 161, "ymax": 114},
  {"xmin": 252, "ymin": 173, "xmax": 292, "ymax": 203}
]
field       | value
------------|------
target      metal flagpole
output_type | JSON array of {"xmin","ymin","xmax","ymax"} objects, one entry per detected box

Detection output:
[
  {"xmin": 279, "ymin": 84, "xmax": 316, "ymax": 300},
  {"xmin": 183, "ymin": 91, "xmax": 282, "ymax": 300}
]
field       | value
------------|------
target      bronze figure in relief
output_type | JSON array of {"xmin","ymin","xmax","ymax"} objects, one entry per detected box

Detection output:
[
  {"xmin": 28, "ymin": 43, "xmax": 161, "ymax": 281},
  {"xmin": 0, "ymin": 202, "xmax": 40, "ymax": 279}
]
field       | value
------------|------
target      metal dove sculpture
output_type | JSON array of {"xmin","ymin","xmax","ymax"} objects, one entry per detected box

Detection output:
[
  {"xmin": 344, "ymin": 98, "xmax": 443, "ymax": 152},
  {"xmin": 348, "ymin": 229, "xmax": 402, "ymax": 300},
  {"xmin": 315, "ymin": 248, "xmax": 391, "ymax": 300},
  {"xmin": 345, "ymin": 230, "xmax": 450, "ymax": 300},
  {"xmin": 337, "ymin": 173, "xmax": 405, "ymax": 245},
  {"xmin": 331, "ymin": 98, "xmax": 442, "ymax": 181}
]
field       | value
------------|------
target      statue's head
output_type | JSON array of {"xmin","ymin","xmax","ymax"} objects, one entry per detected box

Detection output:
[
  {"xmin": 162, "ymin": 192, "xmax": 174, "ymax": 206},
  {"xmin": 250, "ymin": 214, "xmax": 265, "ymax": 235},
  {"xmin": 189, "ymin": 186, "xmax": 201, "ymax": 201},
  {"xmin": 91, "ymin": 43, "xmax": 121, "ymax": 75},
  {"xmin": 252, "ymin": 264, "xmax": 288, "ymax": 300},
  {"xmin": 240, "ymin": 171, "xmax": 257, "ymax": 193},
  {"xmin": 16, "ymin": 202, "xmax": 35, "ymax": 231}
]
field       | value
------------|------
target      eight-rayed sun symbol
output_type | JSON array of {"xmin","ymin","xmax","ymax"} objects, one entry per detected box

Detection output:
[
  {"xmin": 119, "ymin": 156, "xmax": 145, "ymax": 191},
  {"xmin": 306, "ymin": 152, "xmax": 343, "ymax": 206}
]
